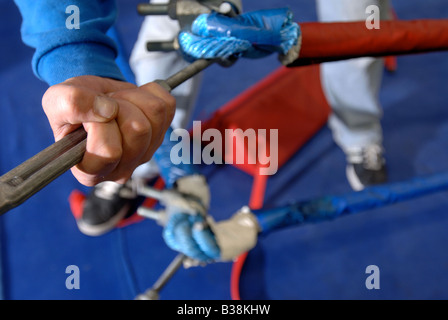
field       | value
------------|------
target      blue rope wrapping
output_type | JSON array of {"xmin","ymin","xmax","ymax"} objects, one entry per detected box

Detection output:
[
  {"xmin": 178, "ymin": 8, "xmax": 300, "ymax": 61},
  {"xmin": 178, "ymin": 31, "xmax": 252, "ymax": 61},
  {"xmin": 255, "ymin": 171, "xmax": 448, "ymax": 234},
  {"xmin": 162, "ymin": 213, "xmax": 220, "ymax": 262},
  {"xmin": 192, "ymin": 224, "xmax": 221, "ymax": 259},
  {"xmin": 153, "ymin": 127, "xmax": 199, "ymax": 189},
  {"xmin": 154, "ymin": 128, "xmax": 221, "ymax": 261}
]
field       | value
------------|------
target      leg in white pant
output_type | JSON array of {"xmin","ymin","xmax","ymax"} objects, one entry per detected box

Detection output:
[
  {"xmin": 316, "ymin": 0, "xmax": 391, "ymax": 190},
  {"xmin": 316, "ymin": 0, "xmax": 390, "ymax": 153},
  {"xmin": 130, "ymin": 0, "xmax": 203, "ymax": 180}
]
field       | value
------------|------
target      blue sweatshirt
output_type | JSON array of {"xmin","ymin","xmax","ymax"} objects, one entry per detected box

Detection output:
[
  {"xmin": 14, "ymin": 0, "xmax": 199, "ymax": 186},
  {"xmin": 14, "ymin": 0, "xmax": 125, "ymax": 86}
]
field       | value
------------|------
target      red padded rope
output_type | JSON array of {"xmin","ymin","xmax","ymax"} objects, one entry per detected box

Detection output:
[{"xmin": 290, "ymin": 19, "xmax": 448, "ymax": 66}]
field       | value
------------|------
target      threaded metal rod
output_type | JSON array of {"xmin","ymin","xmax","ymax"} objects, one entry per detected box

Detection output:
[
  {"xmin": 137, "ymin": 3, "xmax": 170, "ymax": 16},
  {"xmin": 135, "ymin": 253, "xmax": 186, "ymax": 300},
  {"xmin": 160, "ymin": 59, "xmax": 214, "ymax": 90},
  {"xmin": 146, "ymin": 41, "xmax": 178, "ymax": 52}
]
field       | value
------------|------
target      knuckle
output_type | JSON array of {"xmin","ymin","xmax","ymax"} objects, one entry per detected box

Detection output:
[
  {"xmin": 140, "ymin": 97, "xmax": 169, "ymax": 127},
  {"xmin": 63, "ymin": 86, "xmax": 84, "ymax": 110},
  {"xmin": 144, "ymin": 83, "xmax": 176, "ymax": 119},
  {"xmin": 42, "ymin": 84, "xmax": 62, "ymax": 112},
  {"xmin": 124, "ymin": 117, "xmax": 152, "ymax": 140},
  {"xmin": 151, "ymin": 97, "xmax": 169, "ymax": 118},
  {"xmin": 48, "ymin": 85, "xmax": 85, "ymax": 116}
]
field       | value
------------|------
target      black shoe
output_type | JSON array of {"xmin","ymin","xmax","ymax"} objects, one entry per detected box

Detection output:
[
  {"xmin": 345, "ymin": 145, "xmax": 388, "ymax": 191},
  {"xmin": 77, "ymin": 180, "xmax": 145, "ymax": 236}
]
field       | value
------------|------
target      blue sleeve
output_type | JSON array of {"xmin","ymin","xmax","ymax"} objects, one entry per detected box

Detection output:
[{"xmin": 14, "ymin": 0, "xmax": 125, "ymax": 86}]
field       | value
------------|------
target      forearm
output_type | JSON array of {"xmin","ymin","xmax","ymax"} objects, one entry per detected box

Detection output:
[{"xmin": 14, "ymin": 0, "xmax": 125, "ymax": 85}]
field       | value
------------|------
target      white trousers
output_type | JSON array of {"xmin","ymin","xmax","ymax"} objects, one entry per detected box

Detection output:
[
  {"xmin": 129, "ymin": 0, "xmax": 203, "ymax": 179},
  {"xmin": 316, "ymin": 0, "xmax": 391, "ymax": 153},
  {"xmin": 129, "ymin": 0, "xmax": 202, "ymax": 130}
]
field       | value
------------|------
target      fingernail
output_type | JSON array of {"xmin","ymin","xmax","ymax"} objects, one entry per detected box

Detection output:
[{"xmin": 94, "ymin": 95, "xmax": 118, "ymax": 119}]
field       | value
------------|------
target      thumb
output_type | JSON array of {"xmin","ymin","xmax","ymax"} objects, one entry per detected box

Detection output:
[
  {"xmin": 42, "ymin": 84, "xmax": 119, "ymax": 130},
  {"xmin": 93, "ymin": 94, "xmax": 119, "ymax": 121}
]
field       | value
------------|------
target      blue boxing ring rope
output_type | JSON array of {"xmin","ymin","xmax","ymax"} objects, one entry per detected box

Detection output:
[
  {"xmin": 254, "ymin": 171, "xmax": 448, "ymax": 235},
  {"xmin": 224, "ymin": 170, "xmax": 448, "ymax": 299}
]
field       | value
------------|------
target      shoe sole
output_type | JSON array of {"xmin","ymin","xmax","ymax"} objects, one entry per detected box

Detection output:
[{"xmin": 76, "ymin": 206, "xmax": 129, "ymax": 237}]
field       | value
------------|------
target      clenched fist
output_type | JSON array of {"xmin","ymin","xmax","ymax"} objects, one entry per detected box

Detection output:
[{"xmin": 42, "ymin": 75, "xmax": 176, "ymax": 186}]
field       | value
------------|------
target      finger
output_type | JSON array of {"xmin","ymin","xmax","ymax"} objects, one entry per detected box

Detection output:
[
  {"xmin": 110, "ymin": 83, "xmax": 175, "ymax": 152},
  {"xmin": 103, "ymin": 98, "xmax": 153, "ymax": 182},
  {"xmin": 42, "ymin": 76, "xmax": 136, "ymax": 140},
  {"xmin": 71, "ymin": 120, "xmax": 122, "ymax": 186},
  {"xmin": 135, "ymin": 82, "xmax": 176, "ymax": 128},
  {"xmin": 42, "ymin": 86, "xmax": 118, "ymax": 139}
]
